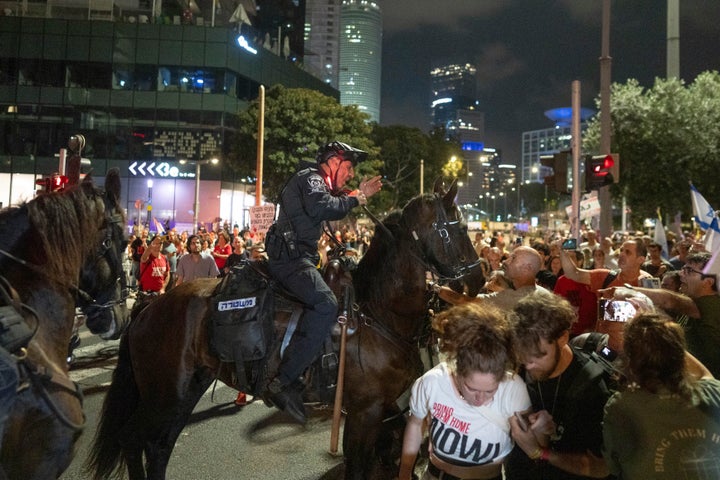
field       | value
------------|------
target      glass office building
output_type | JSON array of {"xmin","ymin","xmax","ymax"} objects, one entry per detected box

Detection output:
[
  {"xmin": 338, "ymin": 0, "xmax": 381, "ymax": 123},
  {"xmin": 0, "ymin": 15, "xmax": 336, "ymax": 230}
]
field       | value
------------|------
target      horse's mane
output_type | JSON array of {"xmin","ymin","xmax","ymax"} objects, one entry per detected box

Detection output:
[
  {"xmin": 354, "ymin": 194, "xmax": 437, "ymax": 305},
  {"xmin": 0, "ymin": 179, "xmax": 108, "ymax": 281}
]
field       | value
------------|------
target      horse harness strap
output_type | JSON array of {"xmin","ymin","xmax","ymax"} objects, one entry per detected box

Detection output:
[
  {"xmin": 358, "ymin": 304, "xmax": 419, "ymax": 364},
  {"xmin": 17, "ymin": 358, "xmax": 85, "ymax": 432}
]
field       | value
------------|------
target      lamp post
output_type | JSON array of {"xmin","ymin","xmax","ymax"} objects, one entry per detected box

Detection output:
[{"xmin": 181, "ymin": 157, "xmax": 219, "ymax": 234}]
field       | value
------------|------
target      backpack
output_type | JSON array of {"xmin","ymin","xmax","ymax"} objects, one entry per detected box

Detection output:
[{"xmin": 566, "ymin": 346, "xmax": 621, "ymax": 404}]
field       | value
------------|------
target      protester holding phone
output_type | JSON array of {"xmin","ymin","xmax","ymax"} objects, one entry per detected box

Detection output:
[
  {"xmin": 398, "ymin": 303, "xmax": 530, "ymax": 480},
  {"xmin": 559, "ymin": 238, "xmax": 654, "ymax": 352},
  {"xmin": 607, "ymin": 251, "xmax": 720, "ymax": 377}
]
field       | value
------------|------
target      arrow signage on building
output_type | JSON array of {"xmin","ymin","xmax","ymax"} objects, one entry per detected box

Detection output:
[{"xmin": 129, "ymin": 161, "xmax": 181, "ymax": 178}]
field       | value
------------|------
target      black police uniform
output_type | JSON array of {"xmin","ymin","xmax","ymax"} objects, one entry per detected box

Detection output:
[{"xmin": 265, "ymin": 163, "xmax": 360, "ymax": 387}]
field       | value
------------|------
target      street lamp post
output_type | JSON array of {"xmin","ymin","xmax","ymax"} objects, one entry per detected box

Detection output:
[{"xmin": 182, "ymin": 157, "xmax": 219, "ymax": 234}]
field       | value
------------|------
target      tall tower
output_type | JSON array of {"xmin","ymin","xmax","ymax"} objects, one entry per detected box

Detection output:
[
  {"xmin": 304, "ymin": 0, "xmax": 341, "ymax": 87},
  {"xmin": 339, "ymin": 0, "xmax": 382, "ymax": 122},
  {"xmin": 430, "ymin": 63, "xmax": 483, "ymax": 142}
]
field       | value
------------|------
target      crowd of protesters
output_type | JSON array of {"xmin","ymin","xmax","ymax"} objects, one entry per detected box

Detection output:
[
  {"xmin": 123, "ymin": 218, "xmax": 720, "ymax": 479},
  {"xmin": 407, "ymin": 225, "xmax": 720, "ymax": 480},
  {"xmin": 123, "ymin": 221, "xmax": 377, "ymax": 300}
]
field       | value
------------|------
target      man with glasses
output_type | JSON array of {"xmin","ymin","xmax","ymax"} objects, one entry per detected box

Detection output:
[
  {"xmin": 610, "ymin": 252, "xmax": 720, "ymax": 377},
  {"xmin": 176, "ymin": 234, "xmax": 220, "ymax": 285}
]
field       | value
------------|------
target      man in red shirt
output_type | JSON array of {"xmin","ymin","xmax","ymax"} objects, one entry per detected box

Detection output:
[
  {"xmin": 554, "ymin": 249, "xmax": 597, "ymax": 337},
  {"xmin": 139, "ymin": 234, "xmax": 169, "ymax": 294},
  {"xmin": 212, "ymin": 230, "xmax": 232, "ymax": 273},
  {"xmin": 559, "ymin": 238, "xmax": 653, "ymax": 351}
]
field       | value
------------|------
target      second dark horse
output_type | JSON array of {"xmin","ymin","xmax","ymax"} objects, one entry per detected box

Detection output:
[{"xmin": 88, "ymin": 180, "xmax": 482, "ymax": 480}]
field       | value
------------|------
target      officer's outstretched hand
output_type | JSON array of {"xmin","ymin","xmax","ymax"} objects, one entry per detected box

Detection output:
[{"xmin": 359, "ymin": 176, "xmax": 383, "ymax": 198}]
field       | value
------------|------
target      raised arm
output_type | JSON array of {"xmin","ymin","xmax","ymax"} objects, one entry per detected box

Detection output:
[{"xmin": 559, "ymin": 248, "xmax": 592, "ymax": 285}]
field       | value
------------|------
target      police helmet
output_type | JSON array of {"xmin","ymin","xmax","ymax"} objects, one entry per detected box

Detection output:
[{"xmin": 316, "ymin": 141, "xmax": 368, "ymax": 166}]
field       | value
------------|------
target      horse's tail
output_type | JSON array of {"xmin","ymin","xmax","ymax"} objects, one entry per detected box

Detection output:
[{"xmin": 85, "ymin": 332, "xmax": 138, "ymax": 480}]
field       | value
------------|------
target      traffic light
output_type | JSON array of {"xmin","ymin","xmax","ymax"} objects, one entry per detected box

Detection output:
[
  {"xmin": 50, "ymin": 173, "xmax": 68, "ymax": 191},
  {"xmin": 35, "ymin": 177, "xmax": 51, "ymax": 194},
  {"xmin": 585, "ymin": 154, "xmax": 616, "ymax": 191},
  {"xmin": 539, "ymin": 150, "xmax": 570, "ymax": 193},
  {"xmin": 36, "ymin": 173, "xmax": 68, "ymax": 194}
]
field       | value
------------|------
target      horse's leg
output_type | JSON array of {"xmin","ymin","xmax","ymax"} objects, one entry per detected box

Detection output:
[
  {"xmin": 343, "ymin": 402, "xmax": 385, "ymax": 480},
  {"xmin": 124, "ymin": 447, "xmax": 146, "ymax": 480},
  {"xmin": 375, "ymin": 406, "xmax": 406, "ymax": 467},
  {"xmin": 144, "ymin": 371, "xmax": 215, "ymax": 480}
]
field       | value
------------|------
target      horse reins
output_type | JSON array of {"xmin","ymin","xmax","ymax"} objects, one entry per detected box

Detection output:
[
  {"xmin": 0, "ymin": 209, "xmax": 128, "ymax": 322},
  {"xmin": 0, "ymin": 276, "xmax": 85, "ymax": 432}
]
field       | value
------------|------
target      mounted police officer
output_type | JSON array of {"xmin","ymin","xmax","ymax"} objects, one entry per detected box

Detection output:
[{"xmin": 264, "ymin": 141, "xmax": 382, "ymax": 423}]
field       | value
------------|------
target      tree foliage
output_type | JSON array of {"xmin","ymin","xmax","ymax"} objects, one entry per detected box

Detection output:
[
  {"xmin": 370, "ymin": 125, "xmax": 464, "ymax": 211},
  {"xmin": 584, "ymin": 71, "xmax": 720, "ymax": 222},
  {"xmin": 230, "ymin": 85, "xmax": 378, "ymax": 203}
]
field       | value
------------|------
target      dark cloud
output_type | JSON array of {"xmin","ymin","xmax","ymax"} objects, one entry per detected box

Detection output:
[{"xmin": 379, "ymin": 0, "xmax": 720, "ymax": 163}]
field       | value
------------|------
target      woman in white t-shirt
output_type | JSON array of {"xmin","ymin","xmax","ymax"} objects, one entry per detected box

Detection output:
[{"xmin": 398, "ymin": 303, "xmax": 530, "ymax": 480}]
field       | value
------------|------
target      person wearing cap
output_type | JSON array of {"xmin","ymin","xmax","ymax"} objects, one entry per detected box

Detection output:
[{"xmin": 263, "ymin": 140, "xmax": 382, "ymax": 423}]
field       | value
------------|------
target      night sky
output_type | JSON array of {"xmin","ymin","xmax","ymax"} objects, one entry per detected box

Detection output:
[{"xmin": 379, "ymin": 0, "xmax": 720, "ymax": 162}]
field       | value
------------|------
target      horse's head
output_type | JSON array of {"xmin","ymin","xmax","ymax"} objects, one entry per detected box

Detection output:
[
  {"xmin": 401, "ymin": 178, "xmax": 482, "ymax": 289},
  {"xmin": 76, "ymin": 169, "xmax": 130, "ymax": 339}
]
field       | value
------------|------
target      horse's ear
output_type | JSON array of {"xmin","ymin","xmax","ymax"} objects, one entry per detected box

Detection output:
[
  {"xmin": 432, "ymin": 177, "xmax": 445, "ymax": 195},
  {"xmin": 443, "ymin": 179, "xmax": 458, "ymax": 209},
  {"xmin": 104, "ymin": 169, "xmax": 122, "ymax": 206}
]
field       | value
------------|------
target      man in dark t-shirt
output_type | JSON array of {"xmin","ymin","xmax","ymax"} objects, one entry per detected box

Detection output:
[{"xmin": 506, "ymin": 292, "xmax": 614, "ymax": 480}]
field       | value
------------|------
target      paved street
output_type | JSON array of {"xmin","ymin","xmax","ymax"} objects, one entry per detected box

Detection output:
[{"xmin": 59, "ymin": 327, "xmax": 348, "ymax": 480}]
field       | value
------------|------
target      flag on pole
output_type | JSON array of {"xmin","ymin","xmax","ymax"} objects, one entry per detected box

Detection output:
[
  {"xmin": 702, "ymin": 242, "xmax": 720, "ymax": 291},
  {"xmin": 153, "ymin": 217, "xmax": 166, "ymax": 235},
  {"xmin": 704, "ymin": 217, "xmax": 720, "ymax": 254},
  {"xmin": 654, "ymin": 209, "xmax": 669, "ymax": 258},
  {"xmin": 690, "ymin": 182, "xmax": 717, "ymax": 230}
]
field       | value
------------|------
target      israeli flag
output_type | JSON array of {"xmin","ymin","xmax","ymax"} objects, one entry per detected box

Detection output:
[
  {"xmin": 705, "ymin": 217, "xmax": 720, "ymax": 254},
  {"xmin": 690, "ymin": 183, "xmax": 717, "ymax": 231}
]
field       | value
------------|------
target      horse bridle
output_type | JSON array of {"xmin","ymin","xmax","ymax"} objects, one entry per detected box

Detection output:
[
  {"xmin": 0, "ymin": 206, "xmax": 128, "ymax": 326},
  {"xmin": 75, "ymin": 207, "xmax": 129, "ymax": 324},
  {"xmin": 400, "ymin": 194, "xmax": 482, "ymax": 283}
]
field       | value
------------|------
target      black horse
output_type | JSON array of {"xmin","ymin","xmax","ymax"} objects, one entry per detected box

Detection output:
[
  {"xmin": 0, "ymin": 170, "xmax": 130, "ymax": 479},
  {"xmin": 88, "ymin": 179, "xmax": 482, "ymax": 480}
]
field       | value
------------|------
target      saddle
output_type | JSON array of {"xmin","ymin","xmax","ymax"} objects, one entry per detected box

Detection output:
[{"xmin": 208, "ymin": 257, "xmax": 357, "ymax": 403}]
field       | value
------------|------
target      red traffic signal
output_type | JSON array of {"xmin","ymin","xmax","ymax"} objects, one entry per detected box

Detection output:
[
  {"xmin": 585, "ymin": 154, "xmax": 615, "ymax": 191},
  {"xmin": 35, "ymin": 173, "xmax": 68, "ymax": 194},
  {"xmin": 50, "ymin": 173, "xmax": 68, "ymax": 191}
]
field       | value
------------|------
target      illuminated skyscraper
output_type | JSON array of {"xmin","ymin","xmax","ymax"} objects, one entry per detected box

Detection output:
[
  {"xmin": 430, "ymin": 63, "xmax": 483, "ymax": 142},
  {"xmin": 304, "ymin": 0, "xmax": 341, "ymax": 87},
  {"xmin": 339, "ymin": 0, "xmax": 382, "ymax": 122}
]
